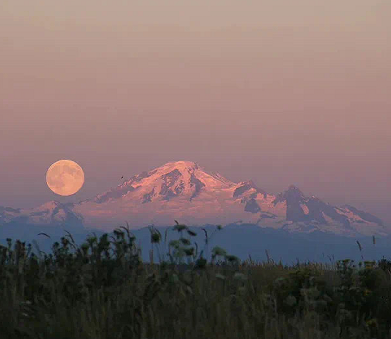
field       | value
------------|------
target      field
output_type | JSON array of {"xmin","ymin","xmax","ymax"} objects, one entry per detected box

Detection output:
[{"xmin": 1, "ymin": 223, "xmax": 391, "ymax": 339}]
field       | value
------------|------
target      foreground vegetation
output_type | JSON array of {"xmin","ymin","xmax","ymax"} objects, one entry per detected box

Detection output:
[{"xmin": 1, "ymin": 222, "xmax": 391, "ymax": 338}]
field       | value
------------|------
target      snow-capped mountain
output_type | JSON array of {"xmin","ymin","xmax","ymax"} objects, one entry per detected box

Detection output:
[
  {"xmin": 0, "ymin": 201, "xmax": 83, "ymax": 226},
  {"xmin": 71, "ymin": 161, "xmax": 387, "ymax": 237},
  {"xmin": 0, "ymin": 206, "xmax": 22, "ymax": 224},
  {"xmin": 1, "ymin": 161, "xmax": 388, "ymax": 237}
]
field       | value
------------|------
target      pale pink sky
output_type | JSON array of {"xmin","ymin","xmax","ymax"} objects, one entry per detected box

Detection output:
[{"xmin": 1, "ymin": 0, "xmax": 390, "ymax": 222}]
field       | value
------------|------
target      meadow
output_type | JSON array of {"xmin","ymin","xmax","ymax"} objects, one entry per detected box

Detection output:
[{"xmin": 1, "ymin": 222, "xmax": 391, "ymax": 339}]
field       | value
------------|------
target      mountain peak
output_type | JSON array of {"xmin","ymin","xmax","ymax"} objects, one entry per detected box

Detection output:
[
  {"xmin": 286, "ymin": 185, "xmax": 305, "ymax": 198},
  {"xmin": 36, "ymin": 201, "xmax": 63, "ymax": 211},
  {"xmin": 90, "ymin": 160, "xmax": 236, "ymax": 205},
  {"xmin": 287, "ymin": 184, "xmax": 302, "ymax": 192},
  {"xmin": 162, "ymin": 160, "xmax": 199, "ymax": 170}
]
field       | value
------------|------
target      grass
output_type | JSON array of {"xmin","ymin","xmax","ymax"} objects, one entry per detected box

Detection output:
[{"xmin": 1, "ymin": 222, "xmax": 391, "ymax": 338}]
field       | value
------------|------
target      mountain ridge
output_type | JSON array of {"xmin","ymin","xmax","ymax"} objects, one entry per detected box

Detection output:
[{"xmin": 0, "ymin": 160, "xmax": 388, "ymax": 238}]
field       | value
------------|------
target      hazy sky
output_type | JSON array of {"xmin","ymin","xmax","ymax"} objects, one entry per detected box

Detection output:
[{"xmin": 1, "ymin": 0, "xmax": 390, "ymax": 222}]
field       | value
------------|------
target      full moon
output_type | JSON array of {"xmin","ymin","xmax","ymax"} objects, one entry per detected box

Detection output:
[{"xmin": 46, "ymin": 160, "xmax": 85, "ymax": 196}]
